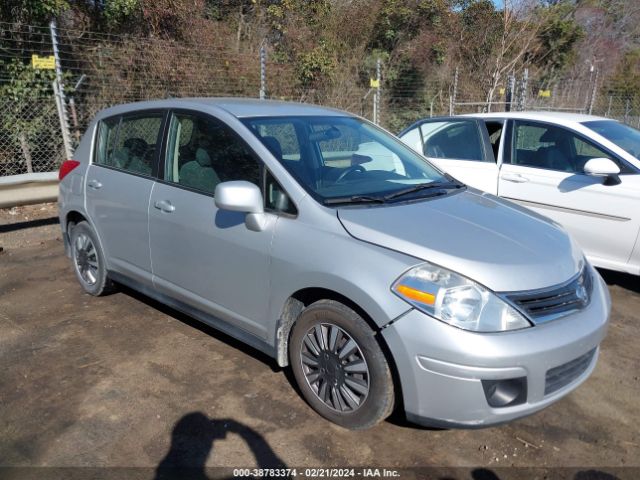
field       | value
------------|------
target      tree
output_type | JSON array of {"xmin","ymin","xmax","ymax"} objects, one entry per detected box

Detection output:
[
  {"xmin": 485, "ymin": 0, "xmax": 547, "ymax": 109},
  {"xmin": 534, "ymin": 3, "xmax": 584, "ymax": 83},
  {"xmin": 0, "ymin": 0, "xmax": 68, "ymax": 25}
]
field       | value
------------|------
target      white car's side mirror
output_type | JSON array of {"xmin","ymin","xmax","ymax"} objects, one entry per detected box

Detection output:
[
  {"xmin": 584, "ymin": 158, "xmax": 620, "ymax": 176},
  {"xmin": 583, "ymin": 158, "xmax": 621, "ymax": 185}
]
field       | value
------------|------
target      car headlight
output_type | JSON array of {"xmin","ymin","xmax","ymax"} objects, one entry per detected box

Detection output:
[{"xmin": 392, "ymin": 263, "xmax": 532, "ymax": 332}]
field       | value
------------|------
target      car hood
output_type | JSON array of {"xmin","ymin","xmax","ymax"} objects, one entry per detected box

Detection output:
[{"xmin": 337, "ymin": 190, "xmax": 582, "ymax": 292}]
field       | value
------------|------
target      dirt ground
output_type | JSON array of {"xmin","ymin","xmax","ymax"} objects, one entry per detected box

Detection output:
[{"xmin": 1, "ymin": 203, "xmax": 639, "ymax": 478}]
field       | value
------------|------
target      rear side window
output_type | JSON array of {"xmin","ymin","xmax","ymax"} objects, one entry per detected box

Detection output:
[
  {"xmin": 95, "ymin": 117, "xmax": 119, "ymax": 167},
  {"xmin": 420, "ymin": 120, "xmax": 486, "ymax": 162},
  {"xmin": 94, "ymin": 113, "xmax": 163, "ymax": 176}
]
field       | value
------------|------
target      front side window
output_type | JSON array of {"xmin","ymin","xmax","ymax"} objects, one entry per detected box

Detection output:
[
  {"xmin": 420, "ymin": 120, "xmax": 486, "ymax": 162},
  {"xmin": 95, "ymin": 113, "xmax": 162, "ymax": 176},
  {"xmin": 165, "ymin": 112, "xmax": 261, "ymax": 195},
  {"xmin": 242, "ymin": 116, "xmax": 454, "ymax": 204},
  {"xmin": 265, "ymin": 170, "xmax": 297, "ymax": 215},
  {"xmin": 512, "ymin": 120, "xmax": 620, "ymax": 174},
  {"xmin": 583, "ymin": 120, "xmax": 640, "ymax": 163}
]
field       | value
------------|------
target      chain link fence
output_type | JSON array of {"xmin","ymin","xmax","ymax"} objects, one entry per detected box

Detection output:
[
  {"xmin": 0, "ymin": 96, "xmax": 65, "ymax": 176},
  {"xmin": 2, "ymin": 21, "xmax": 640, "ymax": 180}
]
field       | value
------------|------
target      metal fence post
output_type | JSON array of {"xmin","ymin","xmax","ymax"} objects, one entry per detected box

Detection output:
[
  {"xmin": 625, "ymin": 98, "xmax": 630, "ymax": 124},
  {"xmin": 450, "ymin": 66, "xmax": 459, "ymax": 115},
  {"xmin": 50, "ymin": 20, "xmax": 73, "ymax": 160},
  {"xmin": 259, "ymin": 44, "xmax": 267, "ymax": 100},
  {"xmin": 373, "ymin": 58, "xmax": 381, "ymax": 125},
  {"xmin": 588, "ymin": 68, "xmax": 599, "ymax": 115}
]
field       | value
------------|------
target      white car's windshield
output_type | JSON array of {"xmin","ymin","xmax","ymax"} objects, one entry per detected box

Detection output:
[
  {"xmin": 242, "ymin": 116, "xmax": 460, "ymax": 204},
  {"xmin": 583, "ymin": 120, "xmax": 640, "ymax": 159}
]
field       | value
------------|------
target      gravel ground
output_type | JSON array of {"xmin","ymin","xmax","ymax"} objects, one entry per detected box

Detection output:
[{"xmin": 0, "ymin": 203, "xmax": 638, "ymax": 479}]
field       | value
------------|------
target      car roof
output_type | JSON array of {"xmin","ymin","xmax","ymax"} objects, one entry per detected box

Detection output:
[
  {"xmin": 96, "ymin": 97, "xmax": 348, "ymax": 119},
  {"xmin": 464, "ymin": 111, "xmax": 611, "ymax": 123}
]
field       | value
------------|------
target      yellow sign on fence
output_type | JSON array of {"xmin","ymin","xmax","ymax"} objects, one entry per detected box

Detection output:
[
  {"xmin": 370, "ymin": 78, "xmax": 380, "ymax": 88},
  {"xmin": 31, "ymin": 54, "xmax": 55, "ymax": 70},
  {"xmin": 538, "ymin": 89, "xmax": 551, "ymax": 98}
]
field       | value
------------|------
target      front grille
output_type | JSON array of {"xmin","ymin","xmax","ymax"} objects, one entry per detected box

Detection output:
[
  {"xmin": 505, "ymin": 267, "xmax": 592, "ymax": 322},
  {"xmin": 545, "ymin": 348, "xmax": 596, "ymax": 395}
]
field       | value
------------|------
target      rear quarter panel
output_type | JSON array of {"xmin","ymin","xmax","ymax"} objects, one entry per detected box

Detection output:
[{"xmin": 58, "ymin": 119, "xmax": 97, "ymax": 245}]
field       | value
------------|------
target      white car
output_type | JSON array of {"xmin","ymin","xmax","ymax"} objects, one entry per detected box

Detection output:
[{"xmin": 399, "ymin": 112, "xmax": 640, "ymax": 276}]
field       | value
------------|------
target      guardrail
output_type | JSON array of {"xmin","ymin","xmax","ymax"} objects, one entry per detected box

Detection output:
[{"xmin": 0, "ymin": 172, "xmax": 58, "ymax": 209}]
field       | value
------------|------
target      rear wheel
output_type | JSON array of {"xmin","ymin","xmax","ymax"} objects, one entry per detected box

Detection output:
[
  {"xmin": 289, "ymin": 300, "xmax": 394, "ymax": 429},
  {"xmin": 69, "ymin": 221, "xmax": 114, "ymax": 296}
]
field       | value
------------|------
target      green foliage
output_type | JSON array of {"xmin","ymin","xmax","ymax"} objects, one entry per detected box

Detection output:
[
  {"xmin": 457, "ymin": 0, "xmax": 502, "ymax": 77},
  {"xmin": 609, "ymin": 49, "xmax": 640, "ymax": 100},
  {"xmin": 266, "ymin": 4, "xmax": 286, "ymax": 32},
  {"xmin": 416, "ymin": 0, "xmax": 449, "ymax": 27},
  {"xmin": 0, "ymin": 59, "xmax": 57, "ymax": 101},
  {"xmin": 0, "ymin": 59, "xmax": 62, "ymax": 172},
  {"xmin": 296, "ymin": 42, "xmax": 335, "ymax": 86},
  {"xmin": 0, "ymin": 0, "xmax": 68, "ymax": 25},
  {"xmin": 103, "ymin": 0, "xmax": 141, "ymax": 26},
  {"xmin": 1, "ymin": 0, "xmax": 639, "ymax": 134},
  {"xmin": 369, "ymin": 0, "xmax": 429, "ymax": 51},
  {"xmin": 432, "ymin": 41, "xmax": 447, "ymax": 65},
  {"xmin": 535, "ymin": 3, "xmax": 583, "ymax": 79}
]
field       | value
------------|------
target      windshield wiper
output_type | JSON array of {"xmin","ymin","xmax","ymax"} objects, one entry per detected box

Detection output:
[
  {"xmin": 323, "ymin": 195, "xmax": 386, "ymax": 205},
  {"xmin": 383, "ymin": 182, "xmax": 464, "ymax": 201}
]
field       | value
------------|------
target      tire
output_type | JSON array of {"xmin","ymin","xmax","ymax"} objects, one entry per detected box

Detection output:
[
  {"xmin": 289, "ymin": 299, "xmax": 395, "ymax": 430},
  {"xmin": 69, "ymin": 221, "xmax": 114, "ymax": 296}
]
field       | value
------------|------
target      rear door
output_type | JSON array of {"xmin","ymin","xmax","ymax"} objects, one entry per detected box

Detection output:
[
  {"xmin": 86, "ymin": 110, "xmax": 165, "ymax": 285},
  {"xmin": 498, "ymin": 119, "xmax": 640, "ymax": 268},
  {"xmin": 399, "ymin": 117, "xmax": 499, "ymax": 193}
]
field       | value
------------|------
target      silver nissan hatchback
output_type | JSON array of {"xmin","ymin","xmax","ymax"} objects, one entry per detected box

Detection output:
[{"xmin": 58, "ymin": 98, "xmax": 610, "ymax": 429}]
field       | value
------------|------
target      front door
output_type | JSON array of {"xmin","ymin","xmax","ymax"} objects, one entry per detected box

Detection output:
[
  {"xmin": 498, "ymin": 119, "xmax": 640, "ymax": 269},
  {"xmin": 148, "ymin": 111, "xmax": 274, "ymax": 339}
]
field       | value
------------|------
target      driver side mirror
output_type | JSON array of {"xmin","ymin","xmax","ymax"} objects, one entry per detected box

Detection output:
[
  {"xmin": 583, "ymin": 158, "xmax": 621, "ymax": 186},
  {"xmin": 214, "ymin": 181, "xmax": 270, "ymax": 231}
]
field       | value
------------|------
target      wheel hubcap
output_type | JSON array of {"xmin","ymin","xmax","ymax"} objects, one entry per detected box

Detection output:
[
  {"xmin": 300, "ymin": 323, "xmax": 370, "ymax": 413},
  {"xmin": 73, "ymin": 233, "xmax": 99, "ymax": 286}
]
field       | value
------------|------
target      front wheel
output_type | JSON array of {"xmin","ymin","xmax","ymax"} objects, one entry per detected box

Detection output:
[{"xmin": 289, "ymin": 300, "xmax": 395, "ymax": 429}]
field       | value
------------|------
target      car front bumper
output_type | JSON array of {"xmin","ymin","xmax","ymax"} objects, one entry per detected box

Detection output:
[{"xmin": 382, "ymin": 267, "xmax": 611, "ymax": 428}]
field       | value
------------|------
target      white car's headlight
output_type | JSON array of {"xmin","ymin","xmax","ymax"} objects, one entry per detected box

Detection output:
[{"xmin": 392, "ymin": 263, "xmax": 532, "ymax": 332}]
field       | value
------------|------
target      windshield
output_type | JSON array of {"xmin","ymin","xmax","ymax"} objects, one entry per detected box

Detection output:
[
  {"xmin": 583, "ymin": 120, "xmax": 640, "ymax": 159},
  {"xmin": 242, "ymin": 115, "xmax": 457, "ymax": 204}
]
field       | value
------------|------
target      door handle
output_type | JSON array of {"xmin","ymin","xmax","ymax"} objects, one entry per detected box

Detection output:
[
  {"xmin": 501, "ymin": 173, "xmax": 529, "ymax": 183},
  {"xmin": 154, "ymin": 200, "xmax": 175, "ymax": 213},
  {"xmin": 87, "ymin": 179, "xmax": 102, "ymax": 189}
]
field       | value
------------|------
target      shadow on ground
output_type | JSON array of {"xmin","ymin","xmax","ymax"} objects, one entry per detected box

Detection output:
[
  {"xmin": 0, "ymin": 216, "xmax": 58, "ymax": 233},
  {"xmin": 155, "ymin": 413, "xmax": 287, "ymax": 480},
  {"xmin": 598, "ymin": 268, "xmax": 640, "ymax": 295}
]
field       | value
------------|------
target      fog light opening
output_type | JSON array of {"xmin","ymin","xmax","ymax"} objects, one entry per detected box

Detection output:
[{"xmin": 482, "ymin": 377, "xmax": 527, "ymax": 408}]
